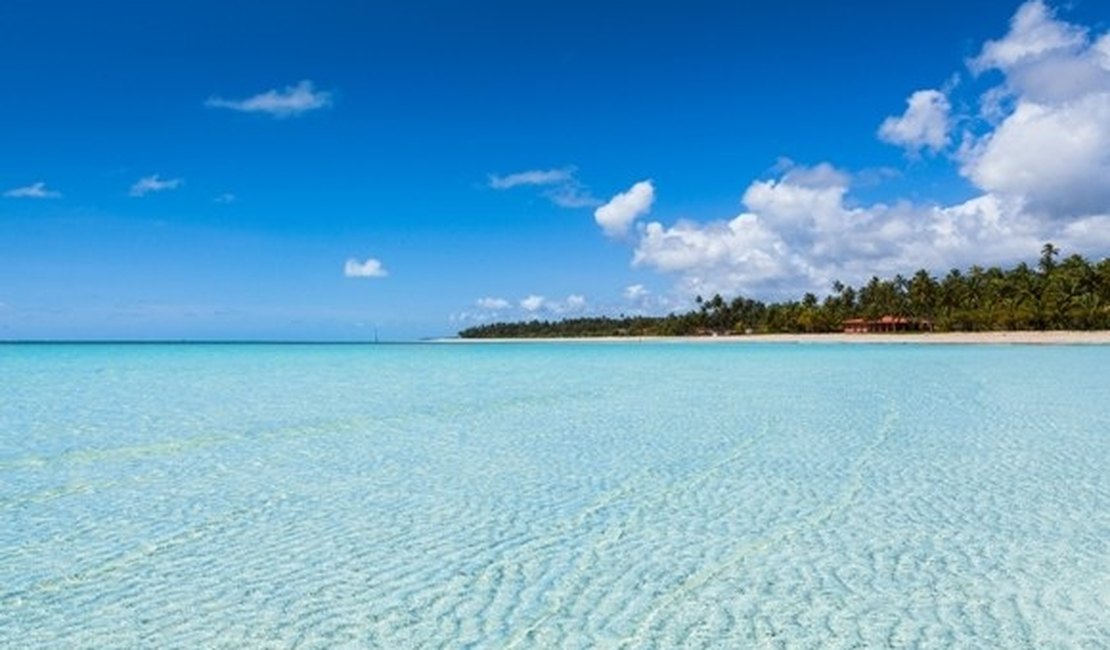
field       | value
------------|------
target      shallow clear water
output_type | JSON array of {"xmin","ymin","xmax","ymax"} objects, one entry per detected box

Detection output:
[{"xmin": 1, "ymin": 342, "xmax": 1107, "ymax": 648}]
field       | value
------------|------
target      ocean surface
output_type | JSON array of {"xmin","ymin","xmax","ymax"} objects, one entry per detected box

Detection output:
[{"xmin": 1, "ymin": 342, "xmax": 1107, "ymax": 648}]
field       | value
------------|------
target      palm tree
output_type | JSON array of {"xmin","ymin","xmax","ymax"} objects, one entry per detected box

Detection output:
[
  {"xmin": 1006, "ymin": 262, "xmax": 1038, "ymax": 329},
  {"xmin": 938, "ymin": 269, "xmax": 966, "ymax": 330},
  {"xmin": 909, "ymin": 269, "xmax": 938, "ymax": 323},
  {"xmin": 1039, "ymin": 242, "xmax": 1060, "ymax": 276}
]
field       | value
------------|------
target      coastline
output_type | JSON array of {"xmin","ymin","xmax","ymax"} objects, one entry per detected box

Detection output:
[{"xmin": 434, "ymin": 331, "xmax": 1110, "ymax": 345}]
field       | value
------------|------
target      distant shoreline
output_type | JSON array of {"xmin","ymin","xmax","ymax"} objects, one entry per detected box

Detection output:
[
  {"xmin": 435, "ymin": 331, "xmax": 1110, "ymax": 345},
  {"xmin": 3, "ymin": 331, "xmax": 1108, "ymax": 345}
]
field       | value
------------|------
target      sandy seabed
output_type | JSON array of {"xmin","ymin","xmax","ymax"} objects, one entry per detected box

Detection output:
[
  {"xmin": 3, "ymin": 343, "xmax": 1108, "ymax": 646},
  {"xmin": 436, "ymin": 331, "xmax": 1110, "ymax": 345}
]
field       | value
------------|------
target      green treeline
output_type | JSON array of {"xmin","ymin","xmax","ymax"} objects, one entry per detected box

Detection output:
[{"xmin": 458, "ymin": 245, "xmax": 1110, "ymax": 338}]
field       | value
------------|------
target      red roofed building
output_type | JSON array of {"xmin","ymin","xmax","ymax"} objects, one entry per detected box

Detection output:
[{"xmin": 841, "ymin": 316, "xmax": 932, "ymax": 333}]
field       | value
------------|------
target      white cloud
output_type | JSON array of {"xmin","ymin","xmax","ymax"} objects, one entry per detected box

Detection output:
[
  {"xmin": 633, "ymin": 204, "xmax": 802, "ymax": 298},
  {"xmin": 520, "ymin": 295, "xmax": 546, "ymax": 312},
  {"xmin": 563, "ymin": 294, "xmax": 587, "ymax": 312},
  {"xmin": 544, "ymin": 184, "xmax": 601, "ymax": 208},
  {"xmin": 1099, "ymin": 33, "xmax": 1110, "ymax": 69},
  {"xmin": 630, "ymin": 161, "xmax": 1105, "ymax": 299},
  {"xmin": 1059, "ymin": 215, "xmax": 1110, "ymax": 250},
  {"xmin": 129, "ymin": 174, "xmax": 182, "ymax": 197},
  {"xmin": 594, "ymin": 180, "xmax": 654, "ymax": 237},
  {"xmin": 967, "ymin": 1, "xmax": 1108, "ymax": 106},
  {"xmin": 476, "ymin": 297, "xmax": 510, "ymax": 310},
  {"xmin": 620, "ymin": 2, "xmax": 1110, "ymax": 300},
  {"xmin": 205, "ymin": 80, "xmax": 332, "ymax": 118},
  {"xmin": 3, "ymin": 181, "xmax": 60, "ymax": 199},
  {"xmin": 489, "ymin": 168, "xmax": 574, "ymax": 189},
  {"xmin": 489, "ymin": 166, "xmax": 601, "ymax": 208},
  {"xmin": 969, "ymin": 1, "xmax": 1086, "ymax": 74},
  {"xmin": 959, "ymin": 1, "xmax": 1110, "ymax": 218},
  {"xmin": 214, "ymin": 192, "xmax": 236, "ymax": 204},
  {"xmin": 466, "ymin": 293, "xmax": 588, "ymax": 319},
  {"xmin": 623, "ymin": 284, "xmax": 649, "ymax": 301},
  {"xmin": 978, "ymin": 85, "xmax": 1014, "ymax": 123},
  {"xmin": 344, "ymin": 257, "xmax": 388, "ymax": 278},
  {"xmin": 540, "ymin": 294, "xmax": 589, "ymax": 315},
  {"xmin": 878, "ymin": 89, "xmax": 951, "ymax": 154},
  {"xmin": 960, "ymin": 94, "xmax": 1110, "ymax": 217}
]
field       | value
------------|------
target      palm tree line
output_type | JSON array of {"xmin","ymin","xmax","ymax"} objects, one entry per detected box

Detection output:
[{"xmin": 457, "ymin": 245, "xmax": 1110, "ymax": 338}]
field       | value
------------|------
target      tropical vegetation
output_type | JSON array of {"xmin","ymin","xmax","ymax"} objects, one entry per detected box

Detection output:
[{"xmin": 458, "ymin": 245, "xmax": 1110, "ymax": 338}]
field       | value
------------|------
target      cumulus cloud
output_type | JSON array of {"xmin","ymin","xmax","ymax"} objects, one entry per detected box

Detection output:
[
  {"xmin": 635, "ymin": 216, "xmax": 794, "ymax": 296},
  {"xmin": 344, "ymin": 257, "xmax": 388, "ymax": 278},
  {"xmin": 621, "ymin": 2, "xmax": 1110, "ymax": 300},
  {"xmin": 969, "ymin": 1, "xmax": 1086, "ymax": 74},
  {"xmin": 878, "ymin": 89, "xmax": 952, "ymax": 154},
  {"xmin": 627, "ymin": 170, "xmax": 827, "ymax": 294},
  {"xmin": 476, "ymin": 297, "xmax": 510, "ymax": 310},
  {"xmin": 453, "ymin": 1, "xmax": 1106, "ymax": 323},
  {"xmin": 488, "ymin": 166, "xmax": 601, "ymax": 208},
  {"xmin": 624, "ymin": 284, "xmax": 649, "ymax": 301},
  {"xmin": 461, "ymin": 292, "xmax": 586, "ymax": 319},
  {"xmin": 958, "ymin": 1, "xmax": 1110, "ymax": 218},
  {"xmin": 545, "ymin": 294, "xmax": 589, "ymax": 314},
  {"xmin": 960, "ymin": 95, "xmax": 1110, "ymax": 217},
  {"xmin": 129, "ymin": 174, "xmax": 182, "ymax": 197},
  {"xmin": 520, "ymin": 295, "xmax": 546, "ymax": 312},
  {"xmin": 631, "ymin": 165, "xmax": 1074, "ymax": 298},
  {"xmin": 595, "ymin": 180, "xmax": 654, "ymax": 237},
  {"xmin": 4, "ymin": 181, "xmax": 60, "ymax": 198},
  {"xmin": 563, "ymin": 294, "xmax": 587, "ymax": 312},
  {"xmin": 205, "ymin": 80, "xmax": 332, "ymax": 118},
  {"xmin": 459, "ymin": 293, "xmax": 589, "ymax": 322}
]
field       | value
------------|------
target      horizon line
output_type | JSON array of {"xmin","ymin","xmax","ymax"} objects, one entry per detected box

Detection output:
[{"xmin": 0, "ymin": 339, "xmax": 449, "ymax": 345}]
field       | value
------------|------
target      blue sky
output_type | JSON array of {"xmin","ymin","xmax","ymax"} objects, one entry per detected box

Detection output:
[{"xmin": 2, "ymin": 1, "xmax": 1108, "ymax": 340}]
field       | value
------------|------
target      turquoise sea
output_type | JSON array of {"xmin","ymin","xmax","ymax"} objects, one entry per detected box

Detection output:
[{"xmin": 1, "ymin": 342, "xmax": 1107, "ymax": 648}]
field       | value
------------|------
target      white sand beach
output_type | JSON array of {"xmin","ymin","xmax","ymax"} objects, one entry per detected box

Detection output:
[{"xmin": 437, "ymin": 331, "xmax": 1110, "ymax": 344}]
